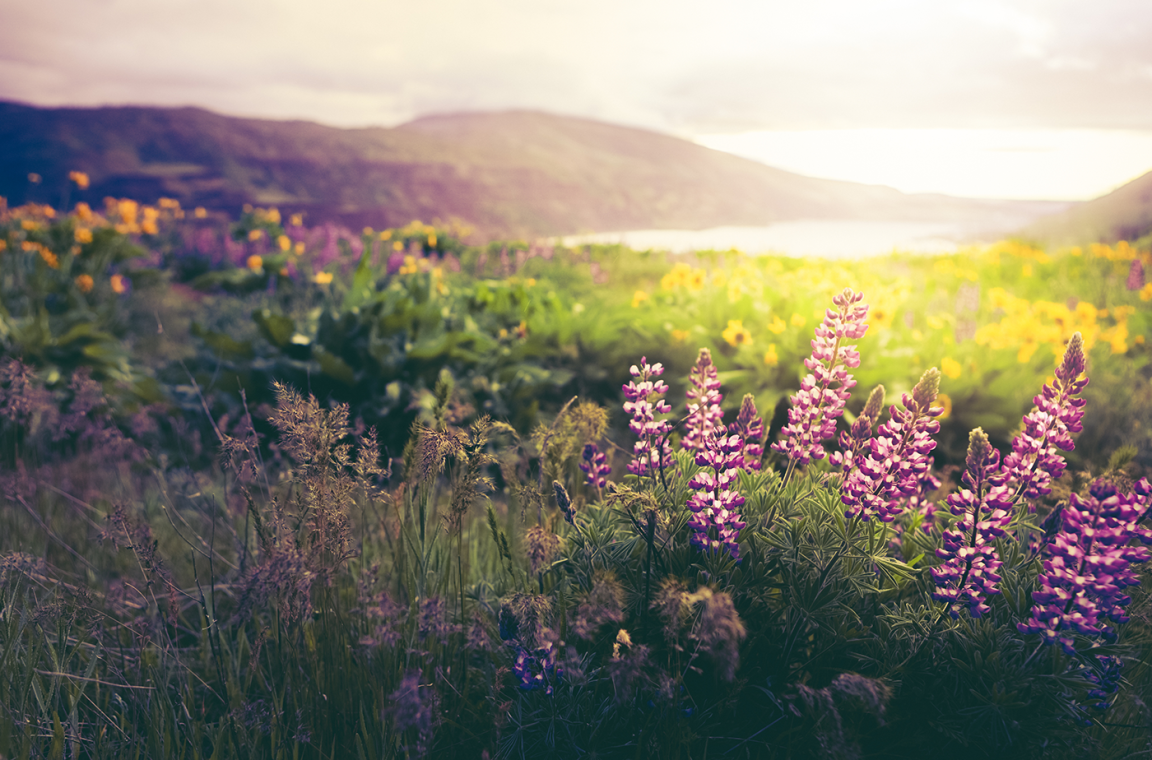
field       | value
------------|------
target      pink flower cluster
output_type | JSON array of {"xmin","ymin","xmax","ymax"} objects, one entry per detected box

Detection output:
[
  {"xmin": 1017, "ymin": 478, "xmax": 1152, "ymax": 653},
  {"xmin": 729, "ymin": 393, "xmax": 764, "ymax": 472},
  {"xmin": 841, "ymin": 369, "xmax": 943, "ymax": 523},
  {"xmin": 622, "ymin": 357, "xmax": 674, "ymax": 477},
  {"xmin": 686, "ymin": 433, "xmax": 748, "ymax": 559},
  {"xmin": 772, "ymin": 288, "xmax": 869, "ymax": 467},
  {"xmin": 683, "ymin": 348, "xmax": 724, "ymax": 451},
  {"xmin": 930, "ymin": 428, "xmax": 1014, "ymax": 618},
  {"xmin": 1003, "ymin": 333, "xmax": 1088, "ymax": 506}
]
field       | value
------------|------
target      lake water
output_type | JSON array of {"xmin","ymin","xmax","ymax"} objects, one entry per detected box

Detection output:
[{"xmin": 559, "ymin": 220, "xmax": 984, "ymax": 259}]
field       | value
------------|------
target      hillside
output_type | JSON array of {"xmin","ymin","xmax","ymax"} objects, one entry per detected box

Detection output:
[
  {"xmin": 1021, "ymin": 169, "xmax": 1152, "ymax": 247},
  {"xmin": 0, "ymin": 101, "xmax": 1066, "ymax": 240}
]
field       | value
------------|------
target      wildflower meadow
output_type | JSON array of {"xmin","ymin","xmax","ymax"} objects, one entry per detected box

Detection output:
[{"xmin": 1, "ymin": 182, "xmax": 1151, "ymax": 759}]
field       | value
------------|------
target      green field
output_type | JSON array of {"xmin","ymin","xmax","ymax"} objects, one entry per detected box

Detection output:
[{"xmin": 1, "ymin": 194, "xmax": 1151, "ymax": 759}]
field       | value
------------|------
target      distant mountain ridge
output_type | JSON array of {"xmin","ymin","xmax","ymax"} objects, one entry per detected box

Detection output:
[
  {"xmin": 0, "ymin": 100, "xmax": 1068, "ymax": 240},
  {"xmin": 1021, "ymin": 169, "xmax": 1152, "ymax": 247}
]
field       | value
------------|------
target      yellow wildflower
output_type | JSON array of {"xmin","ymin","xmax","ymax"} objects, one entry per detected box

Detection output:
[
  {"xmin": 763, "ymin": 344, "xmax": 779, "ymax": 366},
  {"xmin": 294, "ymin": 241, "xmax": 305, "ymax": 255},
  {"xmin": 931, "ymin": 393, "xmax": 952, "ymax": 420},
  {"xmin": 279, "ymin": 267, "xmax": 289, "ymax": 276},
  {"xmin": 723, "ymin": 319, "xmax": 752, "ymax": 347},
  {"xmin": 74, "ymin": 202, "xmax": 92, "ymax": 221},
  {"xmin": 247, "ymin": 254, "xmax": 263, "ymax": 271},
  {"xmin": 392, "ymin": 240, "xmax": 404, "ymax": 251},
  {"xmin": 248, "ymin": 229, "xmax": 263, "ymax": 241},
  {"xmin": 21, "ymin": 220, "xmax": 38, "ymax": 231},
  {"xmin": 940, "ymin": 357, "xmax": 962, "ymax": 380},
  {"xmin": 1140, "ymin": 282, "xmax": 1152, "ymax": 302},
  {"xmin": 399, "ymin": 255, "xmax": 419, "ymax": 275},
  {"xmin": 68, "ymin": 171, "xmax": 89, "ymax": 190},
  {"xmin": 117, "ymin": 199, "xmax": 138, "ymax": 225},
  {"xmin": 158, "ymin": 197, "xmax": 180, "ymax": 209},
  {"xmin": 631, "ymin": 290, "xmax": 650, "ymax": 308},
  {"xmin": 265, "ymin": 208, "xmax": 281, "ymax": 224},
  {"xmin": 110, "ymin": 274, "xmax": 127, "ymax": 294},
  {"xmin": 314, "ymin": 271, "xmax": 333, "ymax": 285},
  {"xmin": 194, "ymin": 207, "xmax": 208, "ymax": 219},
  {"xmin": 0, "ymin": 240, "xmax": 6, "ymax": 253},
  {"xmin": 1022, "ymin": 263, "xmax": 1033, "ymax": 277},
  {"xmin": 790, "ymin": 313, "xmax": 805, "ymax": 327},
  {"xmin": 363, "ymin": 227, "xmax": 374, "ymax": 236},
  {"xmin": 75, "ymin": 274, "xmax": 94, "ymax": 293},
  {"xmin": 74, "ymin": 227, "xmax": 92, "ymax": 244},
  {"xmin": 38, "ymin": 245, "xmax": 59, "ymax": 269},
  {"xmin": 427, "ymin": 234, "xmax": 437, "ymax": 247},
  {"xmin": 767, "ymin": 315, "xmax": 786, "ymax": 335},
  {"xmin": 278, "ymin": 235, "xmax": 291, "ymax": 252},
  {"xmin": 671, "ymin": 329, "xmax": 691, "ymax": 343},
  {"xmin": 687, "ymin": 269, "xmax": 706, "ymax": 291},
  {"xmin": 290, "ymin": 213, "xmax": 304, "ymax": 227},
  {"xmin": 378, "ymin": 229, "xmax": 392, "ymax": 240}
]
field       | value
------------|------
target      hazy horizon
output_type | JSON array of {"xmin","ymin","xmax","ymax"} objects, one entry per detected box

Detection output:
[{"xmin": 3, "ymin": 0, "xmax": 1151, "ymax": 201}]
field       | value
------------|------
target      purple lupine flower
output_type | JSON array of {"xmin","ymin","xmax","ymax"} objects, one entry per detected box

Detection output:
[
  {"xmin": 686, "ymin": 433, "xmax": 748, "ymax": 559},
  {"xmin": 1083, "ymin": 655, "xmax": 1124, "ymax": 713},
  {"xmin": 931, "ymin": 428, "xmax": 1015, "ymax": 619},
  {"xmin": 1002, "ymin": 332, "xmax": 1088, "ymax": 508},
  {"xmin": 830, "ymin": 384, "xmax": 885, "ymax": 477},
  {"xmin": 1017, "ymin": 478, "xmax": 1152, "ymax": 653},
  {"xmin": 728, "ymin": 393, "xmax": 765, "ymax": 472},
  {"xmin": 512, "ymin": 638, "xmax": 562, "ymax": 695},
  {"xmin": 772, "ymin": 288, "xmax": 869, "ymax": 468},
  {"xmin": 842, "ymin": 368, "xmax": 943, "ymax": 523},
  {"xmin": 1126, "ymin": 258, "xmax": 1145, "ymax": 291},
  {"xmin": 579, "ymin": 443, "xmax": 611, "ymax": 491},
  {"xmin": 623, "ymin": 357, "xmax": 674, "ymax": 478},
  {"xmin": 683, "ymin": 348, "xmax": 724, "ymax": 451}
]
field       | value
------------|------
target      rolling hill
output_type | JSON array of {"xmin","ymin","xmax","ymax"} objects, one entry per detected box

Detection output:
[
  {"xmin": 1020, "ymin": 169, "xmax": 1152, "ymax": 247},
  {"xmin": 0, "ymin": 100, "xmax": 1067, "ymax": 240}
]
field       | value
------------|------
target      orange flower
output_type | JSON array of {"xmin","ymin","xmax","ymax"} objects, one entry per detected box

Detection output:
[
  {"xmin": 248, "ymin": 229, "xmax": 263, "ymax": 242},
  {"xmin": 247, "ymin": 254, "xmax": 264, "ymax": 271},
  {"xmin": 290, "ymin": 213, "xmax": 304, "ymax": 227},
  {"xmin": 74, "ymin": 202, "xmax": 93, "ymax": 221},
  {"xmin": 68, "ymin": 171, "xmax": 90, "ymax": 190},
  {"xmin": 75, "ymin": 274, "xmax": 94, "ymax": 293},
  {"xmin": 110, "ymin": 274, "xmax": 127, "ymax": 294},
  {"xmin": 194, "ymin": 207, "xmax": 208, "ymax": 219},
  {"xmin": 278, "ymin": 235, "xmax": 291, "ymax": 252},
  {"xmin": 314, "ymin": 271, "xmax": 333, "ymax": 285},
  {"xmin": 74, "ymin": 227, "xmax": 93, "ymax": 244}
]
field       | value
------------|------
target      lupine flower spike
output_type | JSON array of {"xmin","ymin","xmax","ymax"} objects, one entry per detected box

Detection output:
[
  {"xmin": 579, "ymin": 443, "xmax": 611, "ymax": 493},
  {"xmin": 1017, "ymin": 478, "xmax": 1152, "ymax": 653},
  {"xmin": 842, "ymin": 368, "xmax": 943, "ymax": 522},
  {"xmin": 729, "ymin": 393, "xmax": 765, "ymax": 472},
  {"xmin": 931, "ymin": 428, "xmax": 1014, "ymax": 618},
  {"xmin": 686, "ymin": 433, "xmax": 748, "ymax": 559},
  {"xmin": 623, "ymin": 357, "xmax": 674, "ymax": 478},
  {"xmin": 830, "ymin": 384, "xmax": 885, "ymax": 478},
  {"xmin": 772, "ymin": 288, "xmax": 869, "ymax": 472},
  {"xmin": 1003, "ymin": 332, "xmax": 1088, "ymax": 509},
  {"xmin": 683, "ymin": 348, "xmax": 724, "ymax": 451}
]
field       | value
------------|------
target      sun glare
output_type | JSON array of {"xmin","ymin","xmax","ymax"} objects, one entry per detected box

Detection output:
[{"xmin": 695, "ymin": 129, "xmax": 1152, "ymax": 201}]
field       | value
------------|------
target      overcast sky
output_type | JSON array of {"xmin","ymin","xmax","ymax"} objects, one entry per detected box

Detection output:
[{"xmin": 3, "ymin": 0, "xmax": 1151, "ymax": 199}]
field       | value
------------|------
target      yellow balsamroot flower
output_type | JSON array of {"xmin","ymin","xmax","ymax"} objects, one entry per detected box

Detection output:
[
  {"xmin": 69, "ymin": 171, "xmax": 90, "ymax": 190},
  {"xmin": 399, "ymin": 255, "xmax": 419, "ymax": 275},
  {"xmin": 940, "ymin": 356, "xmax": 962, "ymax": 380},
  {"xmin": 247, "ymin": 254, "xmax": 263, "ymax": 271},
  {"xmin": 74, "ymin": 202, "xmax": 93, "ymax": 221},
  {"xmin": 265, "ymin": 208, "xmax": 281, "ymax": 225},
  {"xmin": 763, "ymin": 343, "xmax": 779, "ymax": 366},
  {"xmin": 314, "ymin": 271, "xmax": 333, "ymax": 285},
  {"xmin": 248, "ymin": 229, "xmax": 263, "ymax": 242},
  {"xmin": 294, "ymin": 241, "xmax": 305, "ymax": 255},
  {"xmin": 767, "ymin": 315, "xmax": 786, "ymax": 335},
  {"xmin": 75, "ymin": 274, "xmax": 94, "ymax": 293},
  {"xmin": 110, "ymin": 274, "xmax": 127, "ymax": 294},
  {"xmin": 723, "ymin": 319, "xmax": 752, "ymax": 347},
  {"xmin": 194, "ymin": 207, "xmax": 208, "ymax": 219},
  {"xmin": 378, "ymin": 229, "xmax": 392, "ymax": 240},
  {"xmin": 427, "ymin": 234, "xmax": 437, "ymax": 247},
  {"xmin": 158, "ymin": 197, "xmax": 180, "ymax": 209},
  {"xmin": 1140, "ymin": 283, "xmax": 1152, "ymax": 302},
  {"xmin": 21, "ymin": 220, "xmax": 38, "ymax": 231},
  {"xmin": 790, "ymin": 313, "xmax": 806, "ymax": 327},
  {"xmin": 631, "ymin": 290, "xmax": 650, "ymax": 308},
  {"xmin": 117, "ymin": 199, "xmax": 138, "ymax": 225},
  {"xmin": 38, "ymin": 246, "xmax": 59, "ymax": 269},
  {"xmin": 74, "ymin": 227, "xmax": 93, "ymax": 244},
  {"xmin": 671, "ymin": 329, "xmax": 690, "ymax": 343},
  {"xmin": 392, "ymin": 240, "xmax": 404, "ymax": 251},
  {"xmin": 687, "ymin": 269, "xmax": 706, "ymax": 290},
  {"xmin": 278, "ymin": 235, "xmax": 291, "ymax": 252},
  {"xmin": 290, "ymin": 213, "xmax": 304, "ymax": 227}
]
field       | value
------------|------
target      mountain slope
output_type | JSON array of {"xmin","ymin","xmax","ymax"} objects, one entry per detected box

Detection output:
[
  {"xmin": 0, "ymin": 101, "xmax": 1066, "ymax": 239},
  {"xmin": 1020, "ymin": 169, "xmax": 1152, "ymax": 246}
]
